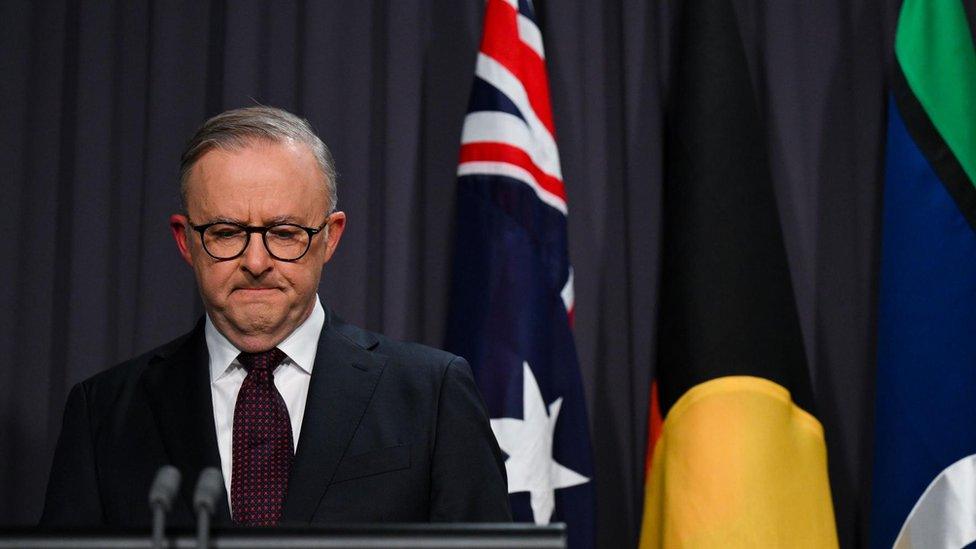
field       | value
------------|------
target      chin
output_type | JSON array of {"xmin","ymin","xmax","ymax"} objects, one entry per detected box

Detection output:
[
  {"xmin": 238, "ymin": 310, "xmax": 283, "ymax": 332},
  {"xmin": 228, "ymin": 315, "xmax": 288, "ymax": 352}
]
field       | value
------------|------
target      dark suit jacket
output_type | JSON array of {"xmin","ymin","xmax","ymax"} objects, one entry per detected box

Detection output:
[{"xmin": 40, "ymin": 308, "xmax": 511, "ymax": 526}]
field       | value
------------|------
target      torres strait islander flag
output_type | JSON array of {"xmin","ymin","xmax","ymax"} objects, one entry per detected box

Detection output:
[
  {"xmin": 637, "ymin": 0, "xmax": 838, "ymax": 546},
  {"xmin": 444, "ymin": 0, "xmax": 595, "ymax": 547},
  {"xmin": 870, "ymin": 1, "xmax": 976, "ymax": 547}
]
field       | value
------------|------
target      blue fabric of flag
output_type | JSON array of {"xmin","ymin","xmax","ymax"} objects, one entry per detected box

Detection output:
[
  {"xmin": 448, "ymin": 2, "xmax": 595, "ymax": 546},
  {"xmin": 870, "ymin": 98, "xmax": 976, "ymax": 548},
  {"xmin": 447, "ymin": 174, "xmax": 595, "ymax": 548}
]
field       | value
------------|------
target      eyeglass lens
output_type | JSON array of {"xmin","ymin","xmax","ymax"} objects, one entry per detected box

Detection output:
[{"xmin": 202, "ymin": 223, "xmax": 311, "ymax": 260}]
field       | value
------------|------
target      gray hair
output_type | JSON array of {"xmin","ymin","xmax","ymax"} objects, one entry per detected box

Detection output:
[{"xmin": 179, "ymin": 106, "xmax": 338, "ymax": 212}]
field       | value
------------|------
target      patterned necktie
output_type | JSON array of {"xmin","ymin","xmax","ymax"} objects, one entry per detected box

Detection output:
[{"xmin": 231, "ymin": 347, "xmax": 293, "ymax": 526}]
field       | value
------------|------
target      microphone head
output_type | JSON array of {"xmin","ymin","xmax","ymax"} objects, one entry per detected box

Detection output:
[
  {"xmin": 148, "ymin": 465, "xmax": 182, "ymax": 511},
  {"xmin": 193, "ymin": 467, "xmax": 224, "ymax": 515}
]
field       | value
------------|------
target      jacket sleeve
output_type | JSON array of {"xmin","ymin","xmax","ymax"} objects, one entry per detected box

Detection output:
[
  {"xmin": 40, "ymin": 382, "xmax": 104, "ymax": 526},
  {"xmin": 428, "ymin": 356, "xmax": 512, "ymax": 522}
]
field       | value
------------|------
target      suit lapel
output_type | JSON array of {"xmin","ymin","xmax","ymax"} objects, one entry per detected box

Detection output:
[
  {"xmin": 282, "ymin": 310, "xmax": 386, "ymax": 523},
  {"xmin": 141, "ymin": 321, "xmax": 232, "ymax": 525}
]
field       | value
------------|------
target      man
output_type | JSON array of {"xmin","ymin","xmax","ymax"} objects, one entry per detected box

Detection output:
[{"xmin": 41, "ymin": 106, "xmax": 511, "ymax": 527}]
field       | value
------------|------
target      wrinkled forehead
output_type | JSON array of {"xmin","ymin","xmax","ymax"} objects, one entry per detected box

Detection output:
[
  {"xmin": 186, "ymin": 136, "xmax": 330, "ymax": 188},
  {"xmin": 184, "ymin": 140, "xmax": 331, "ymax": 220}
]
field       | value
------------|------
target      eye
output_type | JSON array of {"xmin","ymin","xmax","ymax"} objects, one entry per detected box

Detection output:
[
  {"xmin": 209, "ymin": 225, "xmax": 244, "ymax": 239},
  {"xmin": 268, "ymin": 226, "xmax": 303, "ymax": 240}
]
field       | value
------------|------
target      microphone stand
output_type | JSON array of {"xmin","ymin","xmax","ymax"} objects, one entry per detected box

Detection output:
[
  {"xmin": 195, "ymin": 507, "xmax": 210, "ymax": 549},
  {"xmin": 193, "ymin": 467, "xmax": 224, "ymax": 549},
  {"xmin": 151, "ymin": 505, "xmax": 165, "ymax": 549},
  {"xmin": 148, "ymin": 465, "xmax": 181, "ymax": 549}
]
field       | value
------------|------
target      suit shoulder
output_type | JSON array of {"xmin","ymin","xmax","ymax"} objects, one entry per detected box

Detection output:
[
  {"xmin": 330, "ymin": 315, "xmax": 460, "ymax": 371},
  {"xmin": 331, "ymin": 320, "xmax": 468, "ymax": 389},
  {"xmin": 78, "ymin": 328, "xmax": 196, "ymax": 398},
  {"xmin": 375, "ymin": 335, "xmax": 460, "ymax": 369}
]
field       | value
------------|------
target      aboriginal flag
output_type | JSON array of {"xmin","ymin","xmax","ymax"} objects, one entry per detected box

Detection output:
[
  {"xmin": 637, "ymin": 0, "xmax": 838, "ymax": 546},
  {"xmin": 445, "ymin": 1, "xmax": 596, "ymax": 548},
  {"xmin": 870, "ymin": 1, "xmax": 976, "ymax": 547}
]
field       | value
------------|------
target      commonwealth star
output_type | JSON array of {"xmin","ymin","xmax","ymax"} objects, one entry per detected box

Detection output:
[{"xmin": 490, "ymin": 361, "xmax": 590, "ymax": 525}]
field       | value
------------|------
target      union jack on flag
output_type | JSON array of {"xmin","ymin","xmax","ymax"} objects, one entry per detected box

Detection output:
[{"xmin": 445, "ymin": 1, "xmax": 596, "ymax": 547}]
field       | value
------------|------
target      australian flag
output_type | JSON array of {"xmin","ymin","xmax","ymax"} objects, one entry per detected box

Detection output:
[{"xmin": 445, "ymin": 0, "xmax": 596, "ymax": 547}]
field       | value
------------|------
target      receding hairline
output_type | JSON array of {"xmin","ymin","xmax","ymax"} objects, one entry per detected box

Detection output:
[{"xmin": 178, "ymin": 106, "xmax": 338, "ymax": 212}]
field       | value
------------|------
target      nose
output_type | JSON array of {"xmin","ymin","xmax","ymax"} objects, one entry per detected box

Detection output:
[{"xmin": 239, "ymin": 233, "xmax": 274, "ymax": 276}]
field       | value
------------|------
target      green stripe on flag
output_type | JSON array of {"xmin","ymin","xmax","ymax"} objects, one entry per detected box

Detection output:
[{"xmin": 895, "ymin": 0, "xmax": 976, "ymax": 187}]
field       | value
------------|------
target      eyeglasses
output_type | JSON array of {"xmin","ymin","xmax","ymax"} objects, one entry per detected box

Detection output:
[{"xmin": 188, "ymin": 217, "xmax": 331, "ymax": 261}]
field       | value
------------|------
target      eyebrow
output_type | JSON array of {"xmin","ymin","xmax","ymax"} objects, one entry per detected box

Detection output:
[
  {"xmin": 204, "ymin": 215, "xmax": 306, "ymax": 226},
  {"xmin": 205, "ymin": 216, "xmax": 248, "ymax": 225},
  {"xmin": 265, "ymin": 215, "xmax": 304, "ymax": 225}
]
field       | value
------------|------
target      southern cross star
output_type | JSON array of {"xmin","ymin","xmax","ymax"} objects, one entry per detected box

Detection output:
[{"xmin": 490, "ymin": 361, "xmax": 590, "ymax": 525}]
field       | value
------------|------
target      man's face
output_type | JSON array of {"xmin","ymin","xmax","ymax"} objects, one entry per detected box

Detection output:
[{"xmin": 170, "ymin": 139, "xmax": 346, "ymax": 352}]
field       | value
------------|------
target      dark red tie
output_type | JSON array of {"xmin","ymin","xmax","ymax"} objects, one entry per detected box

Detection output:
[{"xmin": 231, "ymin": 348, "xmax": 293, "ymax": 526}]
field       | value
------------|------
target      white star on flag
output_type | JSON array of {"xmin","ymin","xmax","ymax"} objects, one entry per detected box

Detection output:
[{"xmin": 490, "ymin": 361, "xmax": 591, "ymax": 525}]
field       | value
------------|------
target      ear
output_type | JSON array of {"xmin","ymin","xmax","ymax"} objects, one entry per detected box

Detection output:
[
  {"xmin": 322, "ymin": 211, "xmax": 347, "ymax": 264},
  {"xmin": 169, "ymin": 214, "xmax": 194, "ymax": 266}
]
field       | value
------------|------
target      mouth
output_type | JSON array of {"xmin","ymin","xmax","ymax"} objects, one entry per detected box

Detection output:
[{"xmin": 234, "ymin": 286, "xmax": 281, "ymax": 294}]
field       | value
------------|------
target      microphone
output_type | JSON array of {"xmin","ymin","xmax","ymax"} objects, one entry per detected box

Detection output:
[
  {"xmin": 148, "ymin": 465, "xmax": 181, "ymax": 549},
  {"xmin": 192, "ymin": 467, "xmax": 224, "ymax": 549}
]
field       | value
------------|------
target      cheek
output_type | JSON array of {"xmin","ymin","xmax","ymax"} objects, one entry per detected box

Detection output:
[
  {"xmin": 279, "ymin": 263, "xmax": 322, "ymax": 294},
  {"xmin": 193, "ymin": 259, "xmax": 239, "ymax": 298}
]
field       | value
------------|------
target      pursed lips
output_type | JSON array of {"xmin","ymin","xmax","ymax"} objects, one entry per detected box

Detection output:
[{"xmin": 234, "ymin": 286, "xmax": 281, "ymax": 293}]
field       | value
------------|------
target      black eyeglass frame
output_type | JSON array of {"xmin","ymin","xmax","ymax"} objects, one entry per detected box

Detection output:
[{"xmin": 187, "ymin": 217, "xmax": 331, "ymax": 262}]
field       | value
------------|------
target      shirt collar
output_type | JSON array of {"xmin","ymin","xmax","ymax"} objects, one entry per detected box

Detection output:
[{"xmin": 205, "ymin": 295, "xmax": 325, "ymax": 382}]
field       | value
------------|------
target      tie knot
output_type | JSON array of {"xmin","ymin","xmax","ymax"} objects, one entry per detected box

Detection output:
[{"xmin": 238, "ymin": 348, "xmax": 287, "ymax": 372}]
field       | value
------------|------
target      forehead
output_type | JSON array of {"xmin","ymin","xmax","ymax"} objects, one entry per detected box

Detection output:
[{"xmin": 185, "ymin": 140, "xmax": 329, "ymax": 221}]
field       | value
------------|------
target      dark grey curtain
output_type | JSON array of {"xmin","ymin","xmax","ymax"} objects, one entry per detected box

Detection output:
[{"xmin": 0, "ymin": 1, "xmax": 889, "ymax": 547}]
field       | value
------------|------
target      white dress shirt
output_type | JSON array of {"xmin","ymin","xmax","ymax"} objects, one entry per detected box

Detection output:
[{"xmin": 205, "ymin": 295, "xmax": 325, "ymax": 501}]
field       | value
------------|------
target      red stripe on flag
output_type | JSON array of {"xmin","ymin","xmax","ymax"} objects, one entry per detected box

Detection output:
[
  {"xmin": 460, "ymin": 142, "xmax": 567, "ymax": 202},
  {"xmin": 480, "ymin": 0, "xmax": 556, "ymax": 136}
]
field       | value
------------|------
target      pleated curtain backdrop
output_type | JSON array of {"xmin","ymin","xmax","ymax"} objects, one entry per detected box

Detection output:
[{"xmin": 0, "ymin": 1, "xmax": 888, "ymax": 547}]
